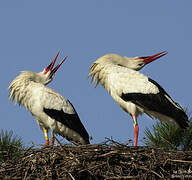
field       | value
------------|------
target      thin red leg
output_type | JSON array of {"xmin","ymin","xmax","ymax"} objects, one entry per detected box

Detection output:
[
  {"xmin": 50, "ymin": 137, "xmax": 55, "ymax": 146},
  {"xmin": 45, "ymin": 139, "xmax": 49, "ymax": 146},
  {"xmin": 134, "ymin": 124, "xmax": 139, "ymax": 146},
  {"xmin": 50, "ymin": 132, "xmax": 55, "ymax": 146},
  {"xmin": 132, "ymin": 114, "xmax": 139, "ymax": 146}
]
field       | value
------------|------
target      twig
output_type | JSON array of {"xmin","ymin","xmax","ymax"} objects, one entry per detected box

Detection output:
[
  {"xmin": 79, "ymin": 162, "xmax": 106, "ymax": 172},
  {"xmin": 105, "ymin": 175, "xmax": 138, "ymax": 179},
  {"xmin": 23, "ymin": 167, "xmax": 29, "ymax": 180},
  {"xmin": 120, "ymin": 161, "xmax": 132, "ymax": 166},
  {"xmin": 68, "ymin": 172, "xmax": 75, "ymax": 180},
  {"xmin": 98, "ymin": 150, "xmax": 119, "ymax": 157},
  {"xmin": 164, "ymin": 159, "xmax": 192, "ymax": 166},
  {"xmin": 54, "ymin": 136, "xmax": 63, "ymax": 146},
  {"xmin": 137, "ymin": 166, "xmax": 163, "ymax": 178},
  {"xmin": 105, "ymin": 137, "xmax": 128, "ymax": 148},
  {"xmin": 151, "ymin": 149, "xmax": 157, "ymax": 161}
]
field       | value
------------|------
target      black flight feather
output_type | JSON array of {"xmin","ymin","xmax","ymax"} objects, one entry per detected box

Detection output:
[
  {"xmin": 43, "ymin": 101, "xmax": 90, "ymax": 144},
  {"xmin": 121, "ymin": 78, "xmax": 189, "ymax": 129}
]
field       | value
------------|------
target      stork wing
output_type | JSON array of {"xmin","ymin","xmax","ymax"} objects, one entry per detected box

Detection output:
[
  {"xmin": 42, "ymin": 89, "xmax": 90, "ymax": 144},
  {"xmin": 104, "ymin": 67, "xmax": 188, "ymax": 128},
  {"xmin": 106, "ymin": 67, "xmax": 159, "ymax": 94},
  {"xmin": 120, "ymin": 77, "xmax": 189, "ymax": 129}
]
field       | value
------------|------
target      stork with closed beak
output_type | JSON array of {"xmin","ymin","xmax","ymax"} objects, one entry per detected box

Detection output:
[
  {"xmin": 8, "ymin": 52, "xmax": 90, "ymax": 145},
  {"xmin": 88, "ymin": 51, "xmax": 189, "ymax": 146}
]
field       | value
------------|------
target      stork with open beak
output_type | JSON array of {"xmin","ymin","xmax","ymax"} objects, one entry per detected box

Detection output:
[
  {"xmin": 8, "ymin": 52, "xmax": 90, "ymax": 145},
  {"xmin": 88, "ymin": 51, "xmax": 189, "ymax": 146}
]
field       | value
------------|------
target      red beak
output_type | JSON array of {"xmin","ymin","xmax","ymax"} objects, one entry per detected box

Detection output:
[
  {"xmin": 44, "ymin": 51, "xmax": 68, "ymax": 75},
  {"xmin": 141, "ymin": 51, "xmax": 168, "ymax": 64}
]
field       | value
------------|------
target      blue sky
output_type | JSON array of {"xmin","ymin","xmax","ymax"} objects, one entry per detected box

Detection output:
[{"xmin": 1, "ymin": 1, "xmax": 192, "ymax": 146}]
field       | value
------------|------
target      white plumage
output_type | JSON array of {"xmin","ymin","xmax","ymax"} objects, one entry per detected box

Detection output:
[
  {"xmin": 8, "ymin": 52, "xmax": 90, "ymax": 145},
  {"xmin": 89, "ymin": 51, "xmax": 188, "ymax": 146}
]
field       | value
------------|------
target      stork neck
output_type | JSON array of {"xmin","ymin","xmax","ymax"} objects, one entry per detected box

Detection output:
[{"xmin": 8, "ymin": 71, "xmax": 43, "ymax": 110}]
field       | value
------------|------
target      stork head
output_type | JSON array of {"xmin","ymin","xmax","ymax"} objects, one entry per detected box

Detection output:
[
  {"xmin": 96, "ymin": 51, "xmax": 167, "ymax": 71},
  {"xmin": 39, "ymin": 51, "xmax": 68, "ymax": 85},
  {"xmin": 123, "ymin": 51, "xmax": 168, "ymax": 70}
]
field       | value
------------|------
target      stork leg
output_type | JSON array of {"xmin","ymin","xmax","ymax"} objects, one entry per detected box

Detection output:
[
  {"xmin": 43, "ymin": 128, "xmax": 49, "ymax": 145},
  {"xmin": 132, "ymin": 114, "xmax": 139, "ymax": 147},
  {"xmin": 50, "ymin": 132, "xmax": 55, "ymax": 146}
]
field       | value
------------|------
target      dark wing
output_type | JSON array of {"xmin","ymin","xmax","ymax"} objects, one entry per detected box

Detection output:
[
  {"xmin": 121, "ymin": 78, "xmax": 189, "ymax": 129},
  {"xmin": 44, "ymin": 100, "xmax": 90, "ymax": 144}
]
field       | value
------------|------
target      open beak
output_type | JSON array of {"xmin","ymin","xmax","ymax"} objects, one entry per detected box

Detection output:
[
  {"xmin": 46, "ymin": 51, "xmax": 68, "ymax": 76},
  {"xmin": 140, "ymin": 51, "xmax": 168, "ymax": 64}
]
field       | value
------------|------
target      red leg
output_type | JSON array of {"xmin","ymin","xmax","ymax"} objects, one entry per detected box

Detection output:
[
  {"xmin": 45, "ymin": 139, "xmax": 49, "ymax": 146},
  {"xmin": 50, "ymin": 132, "xmax": 55, "ymax": 146},
  {"xmin": 132, "ymin": 114, "xmax": 139, "ymax": 146},
  {"xmin": 50, "ymin": 137, "xmax": 55, "ymax": 146},
  {"xmin": 134, "ymin": 124, "xmax": 139, "ymax": 146}
]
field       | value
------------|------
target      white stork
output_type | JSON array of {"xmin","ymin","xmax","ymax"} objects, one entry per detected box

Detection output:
[
  {"xmin": 8, "ymin": 52, "xmax": 90, "ymax": 145},
  {"xmin": 88, "ymin": 51, "xmax": 189, "ymax": 146}
]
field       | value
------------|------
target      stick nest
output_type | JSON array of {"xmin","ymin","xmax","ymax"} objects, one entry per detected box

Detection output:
[{"xmin": 1, "ymin": 139, "xmax": 192, "ymax": 180}]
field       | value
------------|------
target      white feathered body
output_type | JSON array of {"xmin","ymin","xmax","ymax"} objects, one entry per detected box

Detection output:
[
  {"xmin": 89, "ymin": 59, "xmax": 188, "ymax": 128},
  {"xmin": 8, "ymin": 71, "xmax": 89, "ymax": 144},
  {"xmin": 89, "ymin": 62, "xmax": 155, "ymax": 115}
]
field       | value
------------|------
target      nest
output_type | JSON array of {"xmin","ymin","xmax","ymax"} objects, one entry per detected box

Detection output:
[{"xmin": 1, "ymin": 139, "xmax": 192, "ymax": 180}]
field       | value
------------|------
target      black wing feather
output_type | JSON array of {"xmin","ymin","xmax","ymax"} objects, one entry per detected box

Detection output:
[
  {"xmin": 43, "ymin": 101, "xmax": 90, "ymax": 144},
  {"xmin": 121, "ymin": 78, "xmax": 189, "ymax": 129}
]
